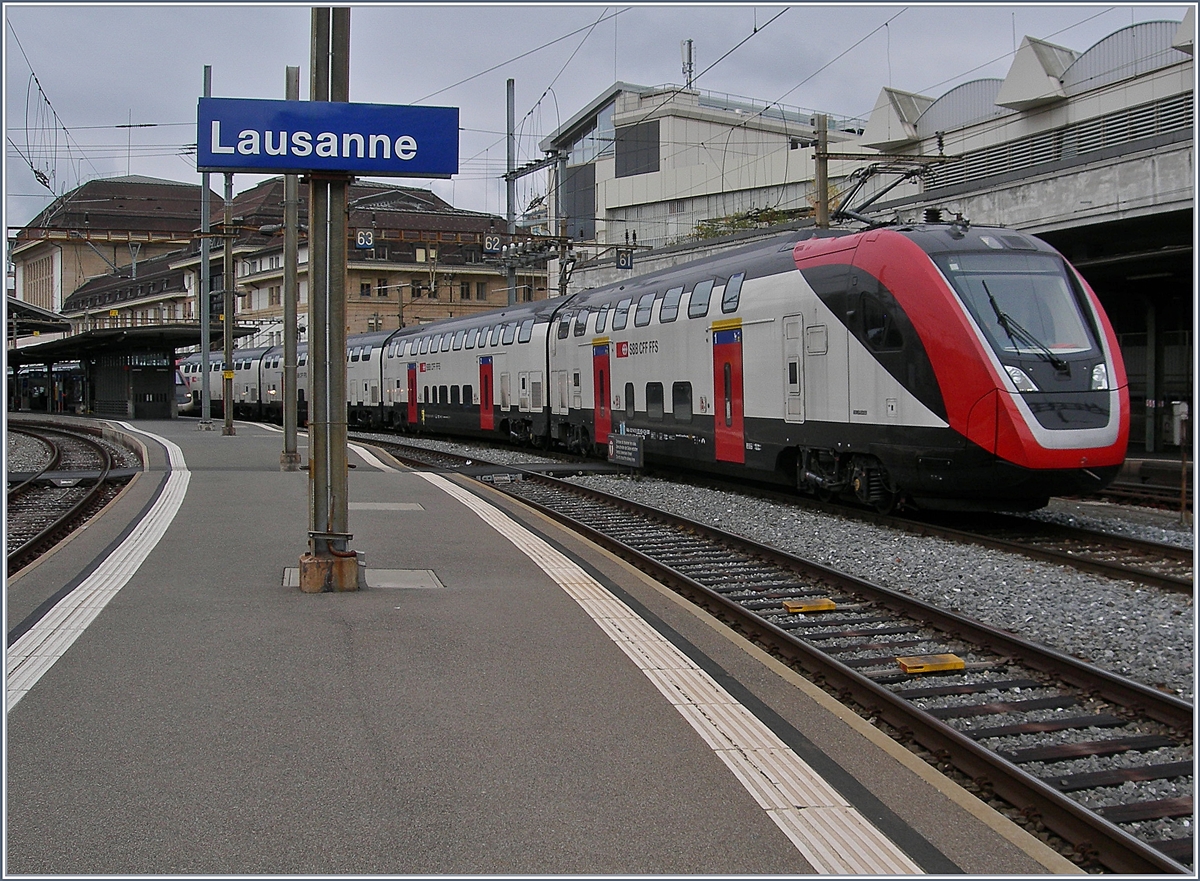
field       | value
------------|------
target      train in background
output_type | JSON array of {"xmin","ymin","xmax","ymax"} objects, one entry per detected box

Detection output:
[{"xmin": 181, "ymin": 220, "xmax": 1129, "ymax": 512}]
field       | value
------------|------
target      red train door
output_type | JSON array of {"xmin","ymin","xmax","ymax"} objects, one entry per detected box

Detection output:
[
  {"xmin": 406, "ymin": 363, "xmax": 418, "ymax": 425},
  {"xmin": 592, "ymin": 340, "xmax": 611, "ymax": 447},
  {"xmin": 479, "ymin": 356, "xmax": 494, "ymax": 430},
  {"xmin": 712, "ymin": 320, "xmax": 745, "ymax": 463}
]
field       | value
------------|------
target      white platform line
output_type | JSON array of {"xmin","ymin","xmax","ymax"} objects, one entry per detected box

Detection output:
[
  {"xmin": 7, "ymin": 424, "xmax": 190, "ymax": 712},
  {"xmin": 414, "ymin": 470, "xmax": 922, "ymax": 874}
]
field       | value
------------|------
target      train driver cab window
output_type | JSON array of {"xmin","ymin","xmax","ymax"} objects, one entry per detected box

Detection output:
[
  {"xmin": 613, "ymin": 298, "xmax": 632, "ymax": 330},
  {"xmin": 634, "ymin": 292, "xmax": 656, "ymax": 327},
  {"xmin": 624, "ymin": 382, "xmax": 635, "ymax": 420},
  {"xmin": 518, "ymin": 317, "xmax": 534, "ymax": 343},
  {"xmin": 861, "ymin": 295, "xmax": 903, "ymax": 350},
  {"xmin": 573, "ymin": 310, "xmax": 590, "ymax": 336},
  {"xmin": 595, "ymin": 304, "xmax": 610, "ymax": 333},
  {"xmin": 688, "ymin": 279, "xmax": 714, "ymax": 318},
  {"xmin": 501, "ymin": 322, "xmax": 517, "ymax": 345},
  {"xmin": 646, "ymin": 382, "xmax": 665, "ymax": 421},
  {"xmin": 660, "ymin": 286, "xmax": 684, "ymax": 322},
  {"xmin": 721, "ymin": 272, "xmax": 745, "ymax": 313}
]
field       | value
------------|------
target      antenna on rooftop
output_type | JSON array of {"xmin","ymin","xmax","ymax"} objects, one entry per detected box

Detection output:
[{"xmin": 681, "ymin": 39, "xmax": 695, "ymax": 89}]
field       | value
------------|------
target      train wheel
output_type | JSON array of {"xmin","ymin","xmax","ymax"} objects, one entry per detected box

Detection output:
[{"xmin": 872, "ymin": 491, "xmax": 897, "ymax": 515}]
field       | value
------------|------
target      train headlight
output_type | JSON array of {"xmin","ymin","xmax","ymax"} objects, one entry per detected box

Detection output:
[
  {"xmin": 1091, "ymin": 363, "xmax": 1109, "ymax": 390},
  {"xmin": 1005, "ymin": 366, "xmax": 1039, "ymax": 393}
]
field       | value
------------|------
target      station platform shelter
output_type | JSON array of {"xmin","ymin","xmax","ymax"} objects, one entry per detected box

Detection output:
[{"xmin": 6, "ymin": 324, "xmax": 249, "ymax": 419}]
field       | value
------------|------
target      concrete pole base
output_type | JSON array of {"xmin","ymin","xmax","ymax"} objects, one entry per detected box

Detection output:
[
  {"xmin": 298, "ymin": 552, "xmax": 359, "ymax": 592},
  {"xmin": 280, "ymin": 451, "xmax": 303, "ymax": 472}
]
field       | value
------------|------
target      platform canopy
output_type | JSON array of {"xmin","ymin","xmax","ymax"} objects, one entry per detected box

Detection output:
[
  {"xmin": 6, "ymin": 323, "xmax": 253, "ymax": 367},
  {"xmin": 6, "ymin": 296, "xmax": 71, "ymax": 340}
]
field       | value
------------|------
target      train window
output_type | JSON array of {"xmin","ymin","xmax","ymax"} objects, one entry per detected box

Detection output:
[
  {"xmin": 660, "ymin": 286, "xmax": 684, "ymax": 322},
  {"xmin": 646, "ymin": 382, "xmax": 664, "ymax": 421},
  {"xmin": 861, "ymin": 295, "xmax": 903, "ymax": 350},
  {"xmin": 422, "ymin": 386, "xmax": 429, "ymax": 403},
  {"xmin": 573, "ymin": 310, "xmax": 589, "ymax": 337},
  {"xmin": 502, "ymin": 322, "xmax": 517, "ymax": 345},
  {"xmin": 672, "ymin": 382, "xmax": 693, "ymax": 422},
  {"xmin": 463, "ymin": 384, "xmax": 473, "ymax": 405},
  {"xmin": 518, "ymin": 318, "xmax": 534, "ymax": 343},
  {"xmin": 362, "ymin": 346, "xmax": 372, "ymax": 362},
  {"xmin": 442, "ymin": 332, "xmax": 454, "ymax": 351},
  {"xmin": 298, "ymin": 355, "xmax": 307, "ymax": 366},
  {"xmin": 595, "ymin": 304, "xmax": 610, "ymax": 333},
  {"xmin": 419, "ymin": 337, "xmax": 430, "ymax": 354},
  {"xmin": 721, "ymin": 272, "xmax": 745, "ymax": 313},
  {"xmin": 439, "ymin": 385, "xmax": 448, "ymax": 403},
  {"xmin": 387, "ymin": 342, "xmax": 396, "ymax": 358},
  {"xmin": 687, "ymin": 280, "xmax": 714, "ymax": 318},
  {"xmin": 634, "ymin": 293, "xmax": 656, "ymax": 327},
  {"xmin": 453, "ymin": 330, "xmax": 465, "ymax": 350},
  {"xmin": 557, "ymin": 315, "xmax": 572, "ymax": 340},
  {"xmin": 491, "ymin": 325, "xmax": 505, "ymax": 346},
  {"xmin": 450, "ymin": 385, "xmax": 460, "ymax": 405},
  {"xmin": 625, "ymin": 382, "xmax": 635, "ymax": 420},
  {"xmin": 613, "ymin": 298, "xmax": 632, "ymax": 330},
  {"xmin": 464, "ymin": 329, "xmax": 477, "ymax": 350}
]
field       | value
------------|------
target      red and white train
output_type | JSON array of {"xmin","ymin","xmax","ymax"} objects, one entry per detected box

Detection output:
[{"xmin": 181, "ymin": 220, "xmax": 1129, "ymax": 511}]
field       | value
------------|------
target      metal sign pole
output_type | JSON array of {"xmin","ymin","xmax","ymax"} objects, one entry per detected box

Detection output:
[
  {"xmin": 199, "ymin": 65, "xmax": 213, "ymax": 429},
  {"xmin": 299, "ymin": 5, "xmax": 357, "ymax": 592},
  {"xmin": 281, "ymin": 65, "xmax": 302, "ymax": 471}
]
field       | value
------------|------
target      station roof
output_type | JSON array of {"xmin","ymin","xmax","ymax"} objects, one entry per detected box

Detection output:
[
  {"xmin": 6, "ymin": 324, "xmax": 254, "ymax": 367},
  {"xmin": 7, "ymin": 296, "xmax": 71, "ymax": 337}
]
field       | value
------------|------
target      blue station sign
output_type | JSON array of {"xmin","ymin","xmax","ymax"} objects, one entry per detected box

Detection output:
[{"xmin": 197, "ymin": 97, "xmax": 459, "ymax": 178}]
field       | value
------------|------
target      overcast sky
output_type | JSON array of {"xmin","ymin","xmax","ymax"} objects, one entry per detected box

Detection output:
[{"xmin": 5, "ymin": 2, "xmax": 1189, "ymax": 231}]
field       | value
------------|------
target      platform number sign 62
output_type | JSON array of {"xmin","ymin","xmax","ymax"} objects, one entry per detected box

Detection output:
[
  {"xmin": 483, "ymin": 234, "xmax": 502, "ymax": 254},
  {"xmin": 355, "ymin": 229, "xmax": 374, "ymax": 249}
]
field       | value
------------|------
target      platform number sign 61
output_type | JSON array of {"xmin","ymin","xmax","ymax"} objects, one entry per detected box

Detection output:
[{"xmin": 355, "ymin": 229, "xmax": 374, "ymax": 249}]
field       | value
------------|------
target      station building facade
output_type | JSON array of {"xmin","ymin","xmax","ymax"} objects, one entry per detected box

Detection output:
[{"xmin": 15, "ymin": 176, "xmax": 548, "ymax": 352}]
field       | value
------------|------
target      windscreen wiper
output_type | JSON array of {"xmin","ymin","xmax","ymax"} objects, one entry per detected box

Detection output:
[{"xmin": 981, "ymin": 280, "xmax": 1069, "ymax": 372}]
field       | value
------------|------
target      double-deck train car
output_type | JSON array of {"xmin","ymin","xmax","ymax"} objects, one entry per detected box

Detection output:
[{"xmin": 180, "ymin": 220, "xmax": 1128, "ymax": 511}]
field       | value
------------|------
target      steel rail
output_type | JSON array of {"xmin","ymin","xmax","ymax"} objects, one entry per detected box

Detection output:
[{"xmin": 6, "ymin": 427, "xmax": 116, "ymax": 573}]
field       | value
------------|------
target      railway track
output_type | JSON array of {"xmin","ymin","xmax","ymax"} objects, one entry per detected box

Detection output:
[
  {"xmin": 362, "ymin": 433, "xmax": 1193, "ymax": 593},
  {"xmin": 846, "ymin": 508, "xmax": 1193, "ymax": 595},
  {"xmin": 6, "ymin": 423, "xmax": 140, "ymax": 574},
  {"xmin": 371, "ymin": 437, "xmax": 1192, "ymax": 874}
]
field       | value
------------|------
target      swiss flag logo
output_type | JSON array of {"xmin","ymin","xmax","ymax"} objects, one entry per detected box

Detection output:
[{"xmin": 616, "ymin": 341, "xmax": 629, "ymax": 358}]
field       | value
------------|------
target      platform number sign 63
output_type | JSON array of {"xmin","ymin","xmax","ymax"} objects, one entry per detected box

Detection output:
[{"xmin": 355, "ymin": 229, "xmax": 374, "ymax": 249}]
